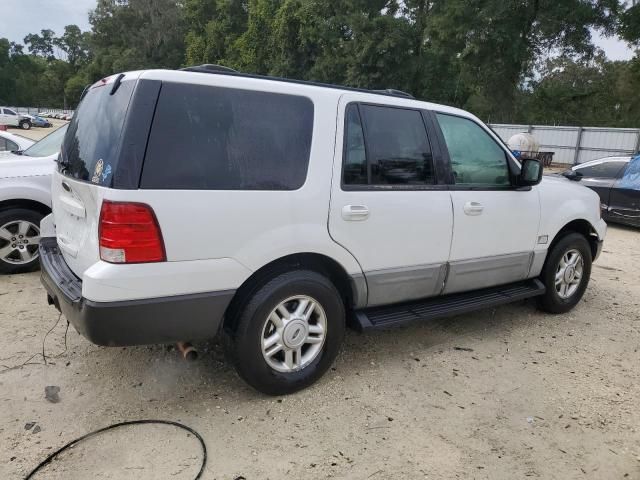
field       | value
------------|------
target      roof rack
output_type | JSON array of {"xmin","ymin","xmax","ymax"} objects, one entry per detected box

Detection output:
[
  {"xmin": 179, "ymin": 64, "xmax": 238, "ymax": 74},
  {"xmin": 372, "ymin": 89, "xmax": 414, "ymax": 99},
  {"xmin": 178, "ymin": 65, "xmax": 417, "ymax": 100}
]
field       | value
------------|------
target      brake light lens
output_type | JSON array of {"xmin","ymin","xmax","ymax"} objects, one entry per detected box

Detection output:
[{"xmin": 99, "ymin": 201, "xmax": 166, "ymax": 263}]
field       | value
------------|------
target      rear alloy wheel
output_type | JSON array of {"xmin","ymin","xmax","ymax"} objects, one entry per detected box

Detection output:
[
  {"xmin": 261, "ymin": 295, "xmax": 327, "ymax": 373},
  {"xmin": 227, "ymin": 270, "xmax": 345, "ymax": 395},
  {"xmin": 537, "ymin": 233, "xmax": 592, "ymax": 314},
  {"xmin": 0, "ymin": 209, "xmax": 44, "ymax": 274}
]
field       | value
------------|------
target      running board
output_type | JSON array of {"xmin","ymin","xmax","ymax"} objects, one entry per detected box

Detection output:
[{"xmin": 354, "ymin": 279, "xmax": 545, "ymax": 330}]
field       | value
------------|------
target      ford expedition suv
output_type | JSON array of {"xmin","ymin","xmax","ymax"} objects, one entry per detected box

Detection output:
[{"xmin": 40, "ymin": 67, "xmax": 606, "ymax": 395}]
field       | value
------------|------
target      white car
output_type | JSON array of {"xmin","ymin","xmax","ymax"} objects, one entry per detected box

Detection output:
[
  {"xmin": 40, "ymin": 68, "xmax": 606, "ymax": 395},
  {"xmin": 0, "ymin": 131, "xmax": 34, "ymax": 155},
  {"xmin": 0, "ymin": 125, "xmax": 67, "ymax": 273},
  {"xmin": 0, "ymin": 107, "xmax": 32, "ymax": 130}
]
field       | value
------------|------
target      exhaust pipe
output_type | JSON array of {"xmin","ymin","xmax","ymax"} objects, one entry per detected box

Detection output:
[{"xmin": 176, "ymin": 341, "xmax": 198, "ymax": 362}]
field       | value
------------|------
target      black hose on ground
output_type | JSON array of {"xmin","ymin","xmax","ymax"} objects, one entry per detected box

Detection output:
[{"xmin": 24, "ymin": 419, "xmax": 207, "ymax": 479}]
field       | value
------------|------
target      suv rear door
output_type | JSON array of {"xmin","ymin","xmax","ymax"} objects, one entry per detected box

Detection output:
[
  {"xmin": 329, "ymin": 95, "xmax": 453, "ymax": 307},
  {"xmin": 52, "ymin": 75, "xmax": 139, "ymax": 277}
]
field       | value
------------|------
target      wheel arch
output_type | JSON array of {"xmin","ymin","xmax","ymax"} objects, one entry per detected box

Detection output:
[
  {"xmin": 0, "ymin": 199, "xmax": 51, "ymax": 217},
  {"xmin": 549, "ymin": 219, "xmax": 599, "ymax": 260},
  {"xmin": 223, "ymin": 252, "xmax": 361, "ymax": 334}
]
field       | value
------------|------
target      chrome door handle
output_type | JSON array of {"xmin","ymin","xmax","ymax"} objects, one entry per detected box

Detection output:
[
  {"xmin": 463, "ymin": 201, "xmax": 484, "ymax": 216},
  {"xmin": 342, "ymin": 205, "xmax": 370, "ymax": 221}
]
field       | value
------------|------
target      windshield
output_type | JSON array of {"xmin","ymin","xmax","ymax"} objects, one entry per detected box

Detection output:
[
  {"xmin": 60, "ymin": 80, "xmax": 135, "ymax": 186},
  {"xmin": 22, "ymin": 124, "xmax": 68, "ymax": 157}
]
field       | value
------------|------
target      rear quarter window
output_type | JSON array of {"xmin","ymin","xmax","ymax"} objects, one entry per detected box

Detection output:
[{"xmin": 140, "ymin": 83, "xmax": 314, "ymax": 190}]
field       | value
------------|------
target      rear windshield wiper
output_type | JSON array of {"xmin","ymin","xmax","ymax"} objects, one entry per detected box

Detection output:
[{"xmin": 56, "ymin": 152, "xmax": 71, "ymax": 172}]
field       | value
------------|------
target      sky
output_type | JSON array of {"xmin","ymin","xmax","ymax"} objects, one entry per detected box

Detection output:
[{"xmin": 0, "ymin": 0, "xmax": 636, "ymax": 61}]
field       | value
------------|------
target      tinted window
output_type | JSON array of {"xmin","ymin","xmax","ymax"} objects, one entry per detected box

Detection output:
[
  {"xmin": 141, "ymin": 83, "xmax": 314, "ymax": 190},
  {"xmin": 343, "ymin": 104, "xmax": 367, "ymax": 185},
  {"xmin": 5, "ymin": 139, "xmax": 18, "ymax": 151},
  {"xmin": 61, "ymin": 81, "xmax": 135, "ymax": 185},
  {"xmin": 23, "ymin": 124, "xmax": 68, "ymax": 157},
  {"xmin": 576, "ymin": 161, "xmax": 627, "ymax": 179},
  {"xmin": 4, "ymin": 109, "xmax": 17, "ymax": 116},
  {"xmin": 343, "ymin": 104, "xmax": 434, "ymax": 186},
  {"xmin": 436, "ymin": 113, "xmax": 510, "ymax": 186},
  {"xmin": 0, "ymin": 139, "xmax": 7, "ymax": 151},
  {"xmin": 361, "ymin": 105, "xmax": 433, "ymax": 185}
]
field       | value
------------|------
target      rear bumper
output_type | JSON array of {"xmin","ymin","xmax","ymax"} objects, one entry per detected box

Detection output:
[{"xmin": 39, "ymin": 237, "xmax": 234, "ymax": 346}]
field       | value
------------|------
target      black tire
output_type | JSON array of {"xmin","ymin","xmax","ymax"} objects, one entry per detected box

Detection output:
[
  {"xmin": 19, "ymin": 120, "xmax": 31, "ymax": 130},
  {"xmin": 226, "ymin": 270, "xmax": 345, "ymax": 395},
  {"xmin": 537, "ymin": 232, "xmax": 592, "ymax": 314},
  {"xmin": 0, "ymin": 208, "xmax": 44, "ymax": 274}
]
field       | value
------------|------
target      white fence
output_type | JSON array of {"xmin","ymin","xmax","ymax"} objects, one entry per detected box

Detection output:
[
  {"xmin": 4, "ymin": 106, "xmax": 74, "ymax": 116},
  {"xmin": 490, "ymin": 124, "xmax": 640, "ymax": 165}
]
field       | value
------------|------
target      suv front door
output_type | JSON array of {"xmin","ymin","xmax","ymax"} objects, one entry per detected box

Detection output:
[
  {"xmin": 329, "ymin": 96, "xmax": 453, "ymax": 307},
  {"xmin": 433, "ymin": 112, "xmax": 540, "ymax": 294}
]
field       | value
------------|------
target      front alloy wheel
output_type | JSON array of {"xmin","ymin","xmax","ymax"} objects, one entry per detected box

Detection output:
[
  {"xmin": 554, "ymin": 249, "xmax": 584, "ymax": 299},
  {"xmin": 0, "ymin": 220, "xmax": 40, "ymax": 265},
  {"xmin": 537, "ymin": 232, "xmax": 592, "ymax": 314}
]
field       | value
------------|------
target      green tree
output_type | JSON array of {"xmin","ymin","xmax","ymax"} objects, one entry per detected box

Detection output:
[
  {"xmin": 54, "ymin": 25, "xmax": 91, "ymax": 68},
  {"xmin": 23, "ymin": 29, "xmax": 56, "ymax": 60}
]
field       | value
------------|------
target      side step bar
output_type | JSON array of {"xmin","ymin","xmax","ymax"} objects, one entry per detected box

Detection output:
[{"xmin": 354, "ymin": 279, "xmax": 545, "ymax": 330}]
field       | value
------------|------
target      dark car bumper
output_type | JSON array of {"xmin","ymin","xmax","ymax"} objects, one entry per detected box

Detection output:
[{"xmin": 39, "ymin": 237, "xmax": 234, "ymax": 346}]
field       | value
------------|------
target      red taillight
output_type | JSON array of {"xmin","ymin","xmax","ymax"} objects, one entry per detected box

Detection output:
[{"xmin": 99, "ymin": 201, "xmax": 166, "ymax": 264}]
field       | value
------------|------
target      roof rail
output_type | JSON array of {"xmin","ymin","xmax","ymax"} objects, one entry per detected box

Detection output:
[
  {"xmin": 372, "ymin": 89, "xmax": 414, "ymax": 99},
  {"xmin": 179, "ymin": 64, "xmax": 238, "ymax": 74},
  {"xmin": 178, "ymin": 65, "xmax": 420, "ymax": 100}
]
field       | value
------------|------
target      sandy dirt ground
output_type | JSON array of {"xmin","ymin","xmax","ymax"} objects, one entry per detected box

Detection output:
[
  {"xmin": 6, "ymin": 119, "xmax": 68, "ymax": 143},
  {"xmin": 0, "ymin": 224, "xmax": 639, "ymax": 479}
]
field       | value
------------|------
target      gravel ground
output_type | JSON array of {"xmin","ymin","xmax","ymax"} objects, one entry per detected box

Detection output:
[{"xmin": 0, "ymin": 225, "xmax": 639, "ymax": 479}]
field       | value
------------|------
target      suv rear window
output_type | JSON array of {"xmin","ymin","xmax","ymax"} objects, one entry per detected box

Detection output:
[
  {"xmin": 140, "ymin": 83, "xmax": 314, "ymax": 190},
  {"xmin": 60, "ymin": 80, "xmax": 135, "ymax": 186}
]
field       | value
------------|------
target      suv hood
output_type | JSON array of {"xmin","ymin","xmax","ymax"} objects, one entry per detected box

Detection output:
[{"xmin": 0, "ymin": 152, "xmax": 56, "ymax": 179}]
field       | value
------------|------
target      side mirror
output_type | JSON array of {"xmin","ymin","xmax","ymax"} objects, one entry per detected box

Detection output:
[
  {"xmin": 518, "ymin": 158, "xmax": 543, "ymax": 187},
  {"xmin": 561, "ymin": 169, "xmax": 582, "ymax": 181}
]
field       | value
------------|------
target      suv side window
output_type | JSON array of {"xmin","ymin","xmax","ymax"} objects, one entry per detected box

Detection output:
[
  {"xmin": 141, "ymin": 83, "xmax": 314, "ymax": 190},
  {"xmin": 576, "ymin": 161, "xmax": 627, "ymax": 179},
  {"xmin": 1, "ymin": 139, "xmax": 18, "ymax": 151},
  {"xmin": 436, "ymin": 113, "xmax": 510, "ymax": 187},
  {"xmin": 343, "ymin": 103, "xmax": 434, "ymax": 186}
]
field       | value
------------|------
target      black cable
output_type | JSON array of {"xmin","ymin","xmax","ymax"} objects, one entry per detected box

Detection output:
[
  {"xmin": 41, "ymin": 313, "xmax": 62, "ymax": 365},
  {"xmin": 1, "ymin": 315, "xmax": 69, "ymax": 373},
  {"xmin": 24, "ymin": 419, "xmax": 207, "ymax": 479}
]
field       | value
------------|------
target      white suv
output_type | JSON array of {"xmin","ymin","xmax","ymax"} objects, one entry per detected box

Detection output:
[
  {"xmin": 40, "ymin": 67, "xmax": 606, "ymax": 394},
  {"xmin": 0, "ymin": 107, "xmax": 32, "ymax": 130}
]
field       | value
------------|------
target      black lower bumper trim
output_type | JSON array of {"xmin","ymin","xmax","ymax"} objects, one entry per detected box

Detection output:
[
  {"xmin": 40, "ymin": 237, "xmax": 235, "ymax": 346},
  {"xmin": 594, "ymin": 239, "xmax": 604, "ymax": 261}
]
